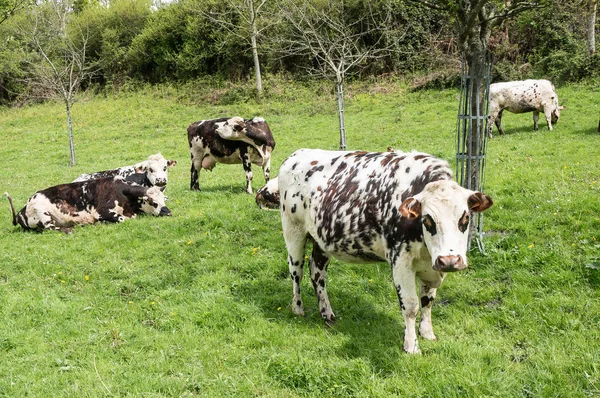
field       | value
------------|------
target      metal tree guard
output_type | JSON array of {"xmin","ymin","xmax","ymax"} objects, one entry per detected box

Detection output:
[{"xmin": 456, "ymin": 53, "xmax": 492, "ymax": 252}]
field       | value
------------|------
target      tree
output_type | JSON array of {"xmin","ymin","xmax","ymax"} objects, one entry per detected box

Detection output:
[
  {"xmin": 588, "ymin": 0, "xmax": 597, "ymax": 55},
  {"xmin": 200, "ymin": 0, "xmax": 275, "ymax": 95},
  {"xmin": 0, "ymin": 0, "xmax": 30, "ymax": 26},
  {"xmin": 414, "ymin": 0, "xmax": 544, "ymax": 189},
  {"xmin": 20, "ymin": 0, "xmax": 96, "ymax": 166},
  {"xmin": 276, "ymin": 0, "xmax": 395, "ymax": 149}
]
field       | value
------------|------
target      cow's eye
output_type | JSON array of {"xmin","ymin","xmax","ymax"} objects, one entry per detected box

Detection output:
[
  {"xmin": 422, "ymin": 214, "xmax": 437, "ymax": 235},
  {"xmin": 150, "ymin": 168, "xmax": 154, "ymax": 173},
  {"xmin": 163, "ymin": 167, "xmax": 167, "ymax": 171}
]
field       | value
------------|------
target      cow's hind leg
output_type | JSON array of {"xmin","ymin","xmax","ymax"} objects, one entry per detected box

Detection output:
[
  {"xmin": 190, "ymin": 154, "xmax": 201, "ymax": 191},
  {"xmin": 282, "ymin": 221, "xmax": 307, "ymax": 316},
  {"xmin": 262, "ymin": 156, "xmax": 271, "ymax": 183},
  {"xmin": 533, "ymin": 110, "xmax": 540, "ymax": 131},
  {"xmin": 418, "ymin": 281, "xmax": 438, "ymax": 341},
  {"xmin": 309, "ymin": 241, "xmax": 334, "ymax": 324}
]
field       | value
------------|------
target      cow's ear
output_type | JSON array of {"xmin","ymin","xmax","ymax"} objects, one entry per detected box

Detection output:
[
  {"xmin": 167, "ymin": 160, "xmax": 177, "ymax": 167},
  {"xmin": 468, "ymin": 192, "xmax": 494, "ymax": 212},
  {"xmin": 134, "ymin": 160, "xmax": 148, "ymax": 173},
  {"xmin": 399, "ymin": 198, "xmax": 421, "ymax": 219},
  {"xmin": 558, "ymin": 105, "xmax": 566, "ymax": 110}
]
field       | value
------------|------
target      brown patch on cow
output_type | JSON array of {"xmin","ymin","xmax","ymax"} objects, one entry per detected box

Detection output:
[{"xmin": 310, "ymin": 160, "xmax": 319, "ymax": 166}]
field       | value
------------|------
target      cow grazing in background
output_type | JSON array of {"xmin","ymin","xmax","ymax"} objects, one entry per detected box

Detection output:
[
  {"xmin": 488, "ymin": 79, "xmax": 565, "ymax": 138},
  {"xmin": 74, "ymin": 153, "xmax": 177, "ymax": 191},
  {"xmin": 187, "ymin": 117, "xmax": 276, "ymax": 194},
  {"xmin": 5, "ymin": 178, "xmax": 171, "ymax": 233},
  {"xmin": 278, "ymin": 149, "xmax": 493, "ymax": 354}
]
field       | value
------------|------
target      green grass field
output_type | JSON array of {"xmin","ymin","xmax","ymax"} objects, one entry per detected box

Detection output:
[{"xmin": 1, "ymin": 79, "xmax": 599, "ymax": 397}]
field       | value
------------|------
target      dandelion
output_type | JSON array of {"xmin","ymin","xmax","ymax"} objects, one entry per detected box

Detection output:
[
  {"xmin": 151, "ymin": 301, "xmax": 156, "ymax": 305},
  {"xmin": 61, "ymin": 280, "xmax": 66, "ymax": 284},
  {"xmin": 84, "ymin": 275, "xmax": 89, "ymax": 281},
  {"xmin": 277, "ymin": 307, "xmax": 281, "ymax": 311},
  {"xmin": 527, "ymin": 243, "xmax": 534, "ymax": 249},
  {"xmin": 128, "ymin": 301, "xmax": 133, "ymax": 304},
  {"xmin": 186, "ymin": 241, "xmax": 192, "ymax": 245}
]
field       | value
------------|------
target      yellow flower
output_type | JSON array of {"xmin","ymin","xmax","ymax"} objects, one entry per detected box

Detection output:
[
  {"xmin": 128, "ymin": 301, "xmax": 133, "ymax": 304},
  {"xmin": 85, "ymin": 275, "xmax": 89, "ymax": 281},
  {"xmin": 277, "ymin": 307, "xmax": 281, "ymax": 311},
  {"xmin": 186, "ymin": 241, "xmax": 192, "ymax": 245},
  {"xmin": 527, "ymin": 243, "xmax": 534, "ymax": 249},
  {"xmin": 151, "ymin": 301, "xmax": 156, "ymax": 305}
]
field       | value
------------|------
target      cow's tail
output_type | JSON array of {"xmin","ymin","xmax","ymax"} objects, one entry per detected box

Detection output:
[{"xmin": 4, "ymin": 192, "xmax": 18, "ymax": 226}]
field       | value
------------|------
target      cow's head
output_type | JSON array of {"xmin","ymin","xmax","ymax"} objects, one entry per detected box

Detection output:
[
  {"xmin": 400, "ymin": 180, "xmax": 493, "ymax": 273},
  {"xmin": 551, "ymin": 103, "xmax": 566, "ymax": 125},
  {"xmin": 215, "ymin": 117, "xmax": 276, "ymax": 162},
  {"xmin": 134, "ymin": 153, "xmax": 177, "ymax": 188},
  {"xmin": 139, "ymin": 186, "xmax": 172, "ymax": 217}
]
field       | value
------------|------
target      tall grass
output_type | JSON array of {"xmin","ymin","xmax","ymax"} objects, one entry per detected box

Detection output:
[{"xmin": 0, "ymin": 79, "xmax": 599, "ymax": 396}]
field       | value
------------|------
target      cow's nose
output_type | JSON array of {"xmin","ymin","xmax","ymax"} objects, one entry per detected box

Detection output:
[
  {"xmin": 159, "ymin": 206, "xmax": 172, "ymax": 216},
  {"xmin": 155, "ymin": 180, "xmax": 167, "ymax": 187},
  {"xmin": 433, "ymin": 255, "xmax": 466, "ymax": 272}
]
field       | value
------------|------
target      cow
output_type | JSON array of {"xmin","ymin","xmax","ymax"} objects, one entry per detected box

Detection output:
[
  {"xmin": 278, "ymin": 149, "xmax": 494, "ymax": 354},
  {"xmin": 255, "ymin": 176, "xmax": 280, "ymax": 210},
  {"xmin": 487, "ymin": 79, "xmax": 565, "ymax": 138},
  {"xmin": 5, "ymin": 177, "xmax": 171, "ymax": 233},
  {"xmin": 187, "ymin": 117, "xmax": 276, "ymax": 194},
  {"xmin": 74, "ymin": 153, "xmax": 177, "ymax": 191}
]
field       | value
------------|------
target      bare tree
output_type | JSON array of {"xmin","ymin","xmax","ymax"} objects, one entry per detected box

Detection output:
[
  {"xmin": 20, "ymin": 0, "xmax": 95, "ymax": 166},
  {"xmin": 588, "ymin": 0, "xmax": 597, "ymax": 55},
  {"xmin": 414, "ymin": 0, "xmax": 545, "ymax": 189},
  {"xmin": 0, "ymin": 0, "xmax": 30, "ymax": 26},
  {"xmin": 201, "ymin": 0, "xmax": 274, "ymax": 95},
  {"xmin": 276, "ymin": 0, "xmax": 395, "ymax": 150}
]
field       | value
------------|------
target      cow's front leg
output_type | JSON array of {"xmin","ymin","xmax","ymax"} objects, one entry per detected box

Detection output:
[
  {"xmin": 543, "ymin": 105, "xmax": 554, "ymax": 131},
  {"xmin": 533, "ymin": 110, "xmax": 540, "ymax": 131},
  {"xmin": 309, "ymin": 242, "xmax": 334, "ymax": 324},
  {"xmin": 392, "ymin": 256, "xmax": 420, "ymax": 354},
  {"xmin": 262, "ymin": 156, "xmax": 271, "ymax": 184},
  {"xmin": 240, "ymin": 148, "xmax": 253, "ymax": 194},
  {"xmin": 495, "ymin": 109, "xmax": 504, "ymax": 135},
  {"xmin": 419, "ymin": 281, "xmax": 439, "ymax": 341}
]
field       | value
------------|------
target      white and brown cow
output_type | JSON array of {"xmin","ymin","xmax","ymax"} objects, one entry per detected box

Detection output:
[
  {"xmin": 488, "ymin": 79, "xmax": 565, "ymax": 138},
  {"xmin": 187, "ymin": 117, "xmax": 275, "ymax": 194},
  {"xmin": 279, "ymin": 149, "xmax": 493, "ymax": 354},
  {"xmin": 74, "ymin": 153, "xmax": 177, "ymax": 191},
  {"xmin": 6, "ymin": 177, "xmax": 171, "ymax": 233}
]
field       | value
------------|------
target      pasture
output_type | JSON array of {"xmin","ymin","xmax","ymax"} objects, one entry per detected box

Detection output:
[{"xmin": 0, "ymin": 79, "xmax": 599, "ymax": 397}]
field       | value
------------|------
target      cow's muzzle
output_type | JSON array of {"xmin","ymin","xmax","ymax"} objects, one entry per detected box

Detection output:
[
  {"xmin": 154, "ymin": 179, "xmax": 167, "ymax": 187},
  {"xmin": 159, "ymin": 206, "xmax": 172, "ymax": 216},
  {"xmin": 433, "ymin": 255, "xmax": 466, "ymax": 272}
]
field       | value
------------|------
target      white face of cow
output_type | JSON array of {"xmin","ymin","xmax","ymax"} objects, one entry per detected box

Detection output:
[
  {"xmin": 551, "ymin": 100, "xmax": 566, "ymax": 124},
  {"xmin": 400, "ymin": 180, "xmax": 493, "ymax": 273},
  {"xmin": 140, "ymin": 186, "xmax": 172, "ymax": 216},
  {"xmin": 135, "ymin": 154, "xmax": 176, "ymax": 188}
]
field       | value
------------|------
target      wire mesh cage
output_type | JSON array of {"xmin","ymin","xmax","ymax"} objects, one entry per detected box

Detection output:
[{"xmin": 456, "ymin": 53, "xmax": 492, "ymax": 252}]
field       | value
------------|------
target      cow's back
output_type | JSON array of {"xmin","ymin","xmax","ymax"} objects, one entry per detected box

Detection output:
[{"xmin": 279, "ymin": 149, "xmax": 452, "ymax": 260}]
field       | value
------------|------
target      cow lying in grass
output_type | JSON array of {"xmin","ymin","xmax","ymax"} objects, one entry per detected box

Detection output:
[
  {"xmin": 5, "ymin": 177, "xmax": 171, "ymax": 233},
  {"xmin": 74, "ymin": 153, "xmax": 177, "ymax": 191},
  {"xmin": 278, "ymin": 148, "xmax": 493, "ymax": 353}
]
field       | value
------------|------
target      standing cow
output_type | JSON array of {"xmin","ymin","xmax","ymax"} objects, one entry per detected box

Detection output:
[
  {"xmin": 279, "ymin": 149, "xmax": 493, "ymax": 354},
  {"xmin": 6, "ymin": 178, "xmax": 171, "ymax": 233},
  {"xmin": 187, "ymin": 117, "xmax": 275, "ymax": 194},
  {"xmin": 487, "ymin": 79, "xmax": 565, "ymax": 138},
  {"xmin": 74, "ymin": 153, "xmax": 177, "ymax": 191}
]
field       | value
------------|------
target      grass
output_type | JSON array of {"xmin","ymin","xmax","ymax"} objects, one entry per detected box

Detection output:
[{"xmin": 0, "ymin": 78, "xmax": 599, "ymax": 397}]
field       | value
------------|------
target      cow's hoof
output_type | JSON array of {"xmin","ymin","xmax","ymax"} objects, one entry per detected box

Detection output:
[
  {"xmin": 403, "ymin": 343, "xmax": 421, "ymax": 355},
  {"xmin": 322, "ymin": 313, "xmax": 336, "ymax": 327},
  {"xmin": 292, "ymin": 304, "xmax": 305, "ymax": 317},
  {"xmin": 419, "ymin": 327, "xmax": 436, "ymax": 341}
]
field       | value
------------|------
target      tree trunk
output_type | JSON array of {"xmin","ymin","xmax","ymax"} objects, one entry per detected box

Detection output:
[
  {"xmin": 589, "ymin": 0, "xmax": 597, "ymax": 55},
  {"xmin": 249, "ymin": 0, "xmax": 262, "ymax": 95},
  {"xmin": 336, "ymin": 77, "xmax": 346, "ymax": 150},
  {"xmin": 66, "ymin": 102, "xmax": 76, "ymax": 166}
]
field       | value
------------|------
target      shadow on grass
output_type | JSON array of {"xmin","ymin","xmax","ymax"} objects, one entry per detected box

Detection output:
[{"xmin": 233, "ymin": 276, "xmax": 406, "ymax": 373}]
